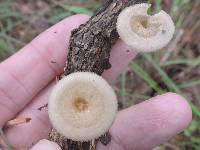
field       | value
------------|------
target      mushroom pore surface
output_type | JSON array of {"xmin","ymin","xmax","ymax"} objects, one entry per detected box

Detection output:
[
  {"xmin": 117, "ymin": 3, "xmax": 175, "ymax": 52},
  {"xmin": 131, "ymin": 15, "xmax": 161, "ymax": 38},
  {"xmin": 48, "ymin": 72, "xmax": 118, "ymax": 141}
]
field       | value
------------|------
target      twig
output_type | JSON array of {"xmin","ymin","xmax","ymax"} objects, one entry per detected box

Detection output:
[{"xmin": 4, "ymin": 117, "xmax": 31, "ymax": 129}]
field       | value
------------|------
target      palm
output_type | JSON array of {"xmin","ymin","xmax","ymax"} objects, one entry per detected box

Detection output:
[{"xmin": 0, "ymin": 15, "xmax": 192, "ymax": 150}]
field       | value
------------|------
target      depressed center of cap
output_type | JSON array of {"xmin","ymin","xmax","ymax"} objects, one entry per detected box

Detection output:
[
  {"xmin": 73, "ymin": 97, "xmax": 88, "ymax": 112},
  {"xmin": 117, "ymin": 3, "xmax": 175, "ymax": 52}
]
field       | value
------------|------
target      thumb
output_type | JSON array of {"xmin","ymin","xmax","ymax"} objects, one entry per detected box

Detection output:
[{"xmin": 30, "ymin": 139, "xmax": 61, "ymax": 150}]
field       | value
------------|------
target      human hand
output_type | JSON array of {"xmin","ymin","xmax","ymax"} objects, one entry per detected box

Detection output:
[{"xmin": 0, "ymin": 15, "xmax": 192, "ymax": 150}]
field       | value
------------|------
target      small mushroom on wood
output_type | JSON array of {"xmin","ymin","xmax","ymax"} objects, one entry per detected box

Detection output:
[
  {"xmin": 48, "ymin": 1, "xmax": 176, "ymax": 149},
  {"xmin": 117, "ymin": 3, "xmax": 175, "ymax": 52},
  {"xmin": 48, "ymin": 72, "xmax": 118, "ymax": 142}
]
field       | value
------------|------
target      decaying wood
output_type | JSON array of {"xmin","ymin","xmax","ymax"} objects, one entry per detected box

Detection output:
[
  {"xmin": 98, "ymin": 132, "xmax": 111, "ymax": 145},
  {"xmin": 65, "ymin": 0, "xmax": 146, "ymax": 75},
  {"xmin": 49, "ymin": 0, "xmax": 146, "ymax": 149}
]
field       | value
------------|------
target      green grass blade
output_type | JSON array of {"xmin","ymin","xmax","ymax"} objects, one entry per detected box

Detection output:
[
  {"xmin": 48, "ymin": 12, "xmax": 72, "ymax": 23},
  {"xmin": 162, "ymin": 57, "xmax": 200, "ymax": 66},
  {"xmin": 0, "ymin": 33, "xmax": 25, "ymax": 46},
  {"xmin": 178, "ymin": 80, "xmax": 200, "ymax": 89},
  {"xmin": 143, "ymin": 54, "xmax": 181, "ymax": 93},
  {"xmin": 129, "ymin": 62, "xmax": 165, "ymax": 94},
  {"xmin": 190, "ymin": 103, "xmax": 200, "ymax": 118},
  {"xmin": 68, "ymin": 6, "xmax": 94, "ymax": 15},
  {"xmin": 54, "ymin": 2, "xmax": 94, "ymax": 16},
  {"xmin": 143, "ymin": 53, "xmax": 200, "ymax": 118},
  {"xmin": 155, "ymin": 0, "xmax": 162, "ymax": 12},
  {"xmin": 120, "ymin": 72, "xmax": 127, "ymax": 103}
]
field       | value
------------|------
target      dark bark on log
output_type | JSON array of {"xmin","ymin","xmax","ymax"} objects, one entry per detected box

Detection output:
[
  {"xmin": 49, "ymin": 0, "xmax": 146, "ymax": 149},
  {"xmin": 65, "ymin": 0, "xmax": 146, "ymax": 75}
]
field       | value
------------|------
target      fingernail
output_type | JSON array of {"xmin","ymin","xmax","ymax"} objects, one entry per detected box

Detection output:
[{"xmin": 30, "ymin": 139, "xmax": 61, "ymax": 150}]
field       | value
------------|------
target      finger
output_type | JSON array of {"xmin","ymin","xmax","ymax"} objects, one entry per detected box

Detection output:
[
  {"xmin": 4, "ymin": 40, "xmax": 137, "ymax": 148},
  {"xmin": 3, "ymin": 12, "xmax": 137, "ymax": 148},
  {"xmin": 5, "ymin": 91, "xmax": 192, "ymax": 150},
  {"xmin": 30, "ymin": 139, "xmax": 61, "ymax": 150},
  {"xmin": 97, "ymin": 93, "xmax": 192, "ymax": 150},
  {"xmin": 5, "ymin": 83, "xmax": 54, "ymax": 149},
  {"xmin": 0, "ymin": 14, "xmax": 90, "ymax": 127},
  {"xmin": 0, "ymin": 13, "xmax": 135, "ymax": 126},
  {"xmin": 102, "ymin": 40, "xmax": 137, "ymax": 82}
]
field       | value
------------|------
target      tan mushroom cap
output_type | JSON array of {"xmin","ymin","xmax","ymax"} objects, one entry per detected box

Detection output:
[
  {"xmin": 117, "ymin": 3, "xmax": 175, "ymax": 52},
  {"xmin": 48, "ymin": 72, "xmax": 118, "ymax": 141}
]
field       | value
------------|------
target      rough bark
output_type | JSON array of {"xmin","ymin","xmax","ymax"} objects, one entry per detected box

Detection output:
[{"xmin": 49, "ymin": 0, "xmax": 146, "ymax": 149}]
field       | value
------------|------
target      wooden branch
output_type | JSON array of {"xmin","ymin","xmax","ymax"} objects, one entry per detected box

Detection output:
[{"xmin": 49, "ymin": 0, "xmax": 146, "ymax": 149}]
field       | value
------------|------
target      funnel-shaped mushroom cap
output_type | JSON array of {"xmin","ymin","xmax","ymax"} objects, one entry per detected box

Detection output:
[
  {"xmin": 117, "ymin": 3, "xmax": 175, "ymax": 52},
  {"xmin": 48, "ymin": 72, "xmax": 118, "ymax": 141}
]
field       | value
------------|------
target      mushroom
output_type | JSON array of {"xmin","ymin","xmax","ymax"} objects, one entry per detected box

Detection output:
[
  {"xmin": 48, "ymin": 72, "xmax": 118, "ymax": 141},
  {"xmin": 117, "ymin": 3, "xmax": 175, "ymax": 52}
]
